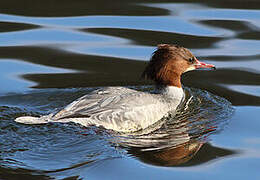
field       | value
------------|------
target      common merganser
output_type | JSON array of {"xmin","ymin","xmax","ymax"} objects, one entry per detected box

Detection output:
[{"xmin": 15, "ymin": 44, "xmax": 215, "ymax": 132}]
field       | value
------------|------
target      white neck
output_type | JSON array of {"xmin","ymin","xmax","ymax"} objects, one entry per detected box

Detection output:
[{"xmin": 156, "ymin": 86, "xmax": 184, "ymax": 100}]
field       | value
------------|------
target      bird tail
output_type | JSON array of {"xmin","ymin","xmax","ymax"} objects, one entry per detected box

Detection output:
[
  {"xmin": 15, "ymin": 114, "xmax": 53, "ymax": 124},
  {"xmin": 15, "ymin": 114, "xmax": 97, "ymax": 128}
]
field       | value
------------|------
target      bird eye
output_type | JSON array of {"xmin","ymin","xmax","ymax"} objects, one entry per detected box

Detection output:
[{"xmin": 188, "ymin": 57, "xmax": 195, "ymax": 63}]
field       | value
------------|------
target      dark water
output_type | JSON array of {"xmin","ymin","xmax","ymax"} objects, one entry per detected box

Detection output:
[{"xmin": 1, "ymin": 0, "xmax": 260, "ymax": 179}]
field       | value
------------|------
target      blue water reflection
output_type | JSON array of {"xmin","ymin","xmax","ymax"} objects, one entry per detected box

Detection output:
[
  {"xmin": 1, "ymin": 1, "xmax": 260, "ymax": 179},
  {"xmin": 0, "ymin": 60, "xmax": 73, "ymax": 93},
  {"xmin": 0, "ymin": 28, "xmax": 113, "ymax": 46},
  {"xmin": 187, "ymin": 9, "xmax": 260, "ymax": 24},
  {"xmin": 1, "ymin": 13, "xmax": 222, "ymax": 36}
]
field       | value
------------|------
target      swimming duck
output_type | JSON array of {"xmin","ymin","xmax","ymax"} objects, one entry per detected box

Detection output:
[{"xmin": 15, "ymin": 44, "xmax": 215, "ymax": 132}]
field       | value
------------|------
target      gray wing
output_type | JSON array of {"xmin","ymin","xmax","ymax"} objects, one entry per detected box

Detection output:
[
  {"xmin": 51, "ymin": 87, "xmax": 179, "ymax": 132},
  {"xmin": 53, "ymin": 87, "xmax": 139, "ymax": 119}
]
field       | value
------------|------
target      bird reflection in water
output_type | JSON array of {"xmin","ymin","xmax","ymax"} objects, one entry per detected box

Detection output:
[{"xmin": 111, "ymin": 87, "xmax": 235, "ymax": 166}]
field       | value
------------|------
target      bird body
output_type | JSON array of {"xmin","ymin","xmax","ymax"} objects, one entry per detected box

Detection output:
[{"xmin": 15, "ymin": 44, "xmax": 215, "ymax": 132}]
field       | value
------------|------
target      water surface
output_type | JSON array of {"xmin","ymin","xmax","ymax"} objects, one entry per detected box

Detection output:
[{"xmin": 1, "ymin": 0, "xmax": 260, "ymax": 179}]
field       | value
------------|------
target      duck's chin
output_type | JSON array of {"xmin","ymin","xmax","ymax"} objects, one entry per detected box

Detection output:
[{"xmin": 183, "ymin": 66, "xmax": 196, "ymax": 73}]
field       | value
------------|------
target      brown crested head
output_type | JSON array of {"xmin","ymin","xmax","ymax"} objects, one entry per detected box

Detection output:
[{"xmin": 141, "ymin": 44, "xmax": 215, "ymax": 88}]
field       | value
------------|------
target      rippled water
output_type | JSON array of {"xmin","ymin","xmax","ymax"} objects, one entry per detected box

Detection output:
[
  {"xmin": 1, "ymin": 0, "xmax": 260, "ymax": 179},
  {"xmin": 0, "ymin": 87, "xmax": 233, "ymax": 179}
]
